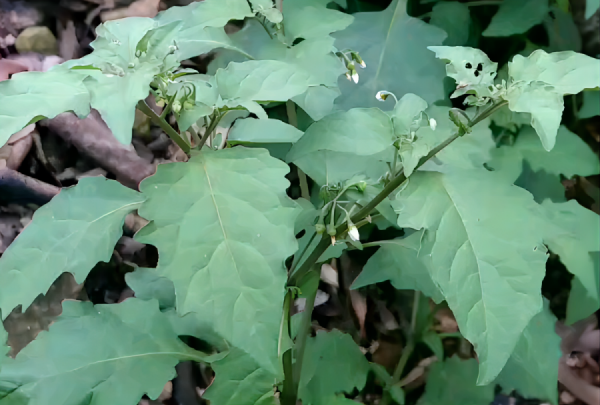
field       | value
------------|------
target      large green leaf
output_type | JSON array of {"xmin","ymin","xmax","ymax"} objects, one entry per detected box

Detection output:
[
  {"xmin": 419, "ymin": 357, "xmax": 494, "ymax": 405},
  {"xmin": 489, "ymin": 125, "xmax": 600, "ymax": 184},
  {"xmin": 0, "ymin": 299, "xmax": 218, "ymax": 405},
  {"xmin": 287, "ymin": 108, "xmax": 394, "ymax": 185},
  {"xmin": 540, "ymin": 200, "xmax": 600, "ymax": 324},
  {"xmin": 483, "ymin": 0, "xmax": 549, "ymax": 37},
  {"xmin": 352, "ymin": 230, "xmax": 444, "ymax": 303},
  {"xmin": 506, "ymin": 50, "xmax": 600, "ymax": 150},
  {"xmin": 393, "ymin": 169, "xmax": 548, "ymax": 384},
  {"xmin": 0, "ymin": 70, "xmax": 90, "ymax": 148},
  {"xmin": 287, "ymin": 108, "xmax": 394, "ymax": 162},
  {"xmin": 0, "ymin": 177, "xmax": 145, "ymax": 319},
  {"xmin": 298, "ymin": 330, "xmax": 369, "ymax": 405},
  {"xmin": 283, "ymin": 0, "xmax": 354, "ymax": 42},
  {"xmin": 204, "ymin": 347, "xmax": 277, "ymax": 405},
  {"xmin": 228, "ymin": 118, "xmax": 304, "ymax": 144},
  {"xmin": 135, "ymin": 148, "xmax": 298, "ymax": 374},
  {"xmin": 430, "ymin": 2, "xmax": 471, "ymax": 46},
  {"xmin": 495, "ymin": 300, "xmax": 560, "ymax": 404},
  {"xmin": 333, "ymin": 0, "xmax": 447, "ymax": 110}
]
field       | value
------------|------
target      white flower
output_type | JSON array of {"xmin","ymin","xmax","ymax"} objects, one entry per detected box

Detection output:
[
  {"xmin": 429, "ymin": 118, "xmax": 437, "ymax": 131},
  {"xmin": 376, "ymin": 91, "xmax": 389, "ymax": 101},
  {"xmin": 348, "ymin": 225, "xmax": 360, "ymax": 241},
  {"xmin": 345, "ymin": 72, "xmax": 352, "ymax": 81},
  {"xmin": 359, "ymin": 60, "xmax": 366, "ymax": 68},
  {"xmin": 352, "ymin": 71, "xmax": 359, "ymax": 84}
]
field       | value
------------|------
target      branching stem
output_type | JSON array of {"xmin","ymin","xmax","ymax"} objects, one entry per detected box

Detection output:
[
  {"xmin": 281, "ymin": 100, "xmax": 508, "ymax": 405},
  {"xmin": 137, "ymin": 100, "xmax": 190, "ymax": 153}
]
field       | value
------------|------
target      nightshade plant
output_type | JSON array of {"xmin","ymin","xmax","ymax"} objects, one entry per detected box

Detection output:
[{"xmin": 0, "ymin": 0, "xmax": 599, "ymax": 404}]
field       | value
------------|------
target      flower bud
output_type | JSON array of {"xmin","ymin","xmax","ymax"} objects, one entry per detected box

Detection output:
[
  {"xmin": 172, "ymin": 100, "xmax": 182, "ymax": 113},
  {"xmin": 315, "ymin": 223, "xmax": 326, "ymax": 234},
  {"xmin": 351, "ymin": 51, "xmax": 366, "ymax": 68},
  {"xmin": 429, "ymin": 118, "xmax": 437, "ymax": 131},
  {"xmin": 347, "ymin": 225, "xmax": 360, "ymax": 242},
  {"xmin": 351, "ymin": 69, "xmax": 359, "ymax": 84},
  {"xmin": 327, "ymin": 224, "xmax": 336, "ymax": 236}
]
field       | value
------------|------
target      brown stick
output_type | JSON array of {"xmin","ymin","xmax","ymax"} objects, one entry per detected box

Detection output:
[
  {"xmin": 0, "ymin": 167, "xmax": 60, "ymax": 205},
  {"xmin": 41, "ymin": 111, "xmax": 156, "ymax": 190}
]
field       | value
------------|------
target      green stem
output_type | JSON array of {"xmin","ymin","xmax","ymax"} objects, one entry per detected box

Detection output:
[
  {"xmin": 160, "ymin": 100, "xmax": 173, "ymax": 120},
  {"xmin": 137, "ymin": 100, "xmax": 190, "ymax": 153},
  {"xmin": 292, "ymin": 270, "xmax": 318, "ymax": 391},
  {"xmin": 281, "ymin": 290, "xmax": 295, "ymax": 405},
  {"xmin": 197, "ymin": 112, "xmax": 222, "ymax": 150},
  {"xmin": 380, "ymin": 291, "xmax": 420, "ymax": 405},
  {"xmin": 287, "ymin": 100, "xmax": 507, "ymax": 286},
  {"xmin": 286, "ymin": 100, "xmax": 310, "ymax": 200}
]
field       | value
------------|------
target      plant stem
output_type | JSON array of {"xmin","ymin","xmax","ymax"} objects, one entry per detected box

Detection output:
[
  {"xmin": 380, "ymin": 291, "xmax": 420, "ymax": 405},
  {"xmin": 292, "ymin": 270, "xmax": 318, "ymax": 390},
  {"xmin": 197, "ymin": 112, "xmax": 222, "ymax": 150},
  {"xmin": 286, "ymin": 100, "xmax": 310, "ymax": 200},
  {"xmin": 287, "ymin": 100, "xmax": 507, "ymax": 286},
  {"xmin": 281, "ymin": 289, "xmax": 295, "ymax": 405},
  {"xmin": 137, "ymin": 100, "xmax": 190, "ymax": 153}
]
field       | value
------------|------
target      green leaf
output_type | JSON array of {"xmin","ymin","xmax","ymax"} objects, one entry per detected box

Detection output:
[
  {"xmin": 293, "ymin": 86, "xmax": 341, "ymax": 121},
  {"xmin": 540, "ymin": 200, "xmax": 600, "ymax": 324},
  {"xmin": 503, "ymin": 82, "xmax": 564, "ymax": 151},
  {"xmin": 0, "ymin": 324, "xmax": 7, "ymax": 369},
  {"xmin": 215, "ymin": 60, "xmax": 314, "ymax": 118},
  {"xmin": 288, "ymin": 108, "xmax": 394, "ymax": 162},
  {"xmin": 352, "ymin": 230, "xmax": 444, "ymax": 303},
  {"xmin": 292, "ymin": 150, "xmax": 390, "ymax": 186},
  {"xmin": 135, "ymin": 148, "xmax": 298, "ymax": 375},
  {"xmin": 228, "ymin": 118, "xmax": 304, "ymax": 144},
  {"xmin": 155, "ymin": 0, "xmax": 254, "ymax": 60},
  {"xmin": 430, "ymin": 2, "xmax": 471, "ymax": 46},
  {"xmin": 509, "ymin": 50, "xmax": 600, "ymax": 95},
  {"xmin": 287, "ymin": 108, "xmax": 394, "ymax": 184},
  {"xmin": 298, "ymin": 330, "xmax": 369, "ymax": 405},
  {"xmin": 586, "ymin": 0, "xmax": 600, "ymax": 18},
  {"xmin": 567, "ymin": 252, "xmax": 600, "ymax": 324},
  {"xmin": 0, "ymin": 299, "xmax": 218, "ymax": 405},
  {"xmin": 428, "ymin": 46, "xmax": 498, "ymax": 99},
  {"xmin": 283, "ymin": 0, "xmax": 354, "ymax": 41},
  {"xmin": 333, "ymin": 0, "xmax": 447, "ymax": 110},
  {"xmin": 419, "ymin": 357, "xmax": 494, "ymax": 405},
  {"xmin": 125, "ymin": 267, "xmax": 176, "ymax": 310},
  {"xmin": 204, "ymin": 347, "xmax": 277, "ymax": 405},
  {"xmin": 489, "ymin": 125, "xmax": 600, "ymax": 184},
  {"xmin": 0, "ymin": 177, "xmax": 145, "ymax": 319},
  {"xmin": 483, "ymin": 0, "xmax": 549, "ymax": 37},
  {"xmin": 506, "ymin": 50, "xmax": 600, "ymax": 150},
  {"xmin": 393, "ymin": 169, "xmax": 548, "ymax": 384},
  {"xmin": 579, "ymin": 90, "xmax": 600, "ymax": 118},
  {"xmin": 495, "ymin": 300, "xmax": 560, "ymax": 404},
  {"xmin": 0, "ymin": 70, "xmax": 90, "ymax": 148},
  {"xmin": 543, "ymin": 6, "xmax": 582, "ymax": 52},
  {"xmin": 82, "ymin": 66, "xmax": 158, "ymax": 144}
]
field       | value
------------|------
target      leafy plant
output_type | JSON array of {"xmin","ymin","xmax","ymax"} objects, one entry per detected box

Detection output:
[{"xmin": 0, "ymin": 0, "xmax": 599, "ymax": 404}]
